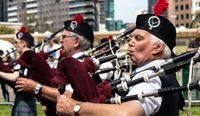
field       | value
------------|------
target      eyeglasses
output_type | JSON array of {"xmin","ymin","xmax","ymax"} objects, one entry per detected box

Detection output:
[{"xmin": 61, "ymin": 35, "xmax": 77, "ymax": 39}]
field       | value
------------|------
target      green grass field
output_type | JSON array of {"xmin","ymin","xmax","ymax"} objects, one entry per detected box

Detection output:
[
  {"xmin": 0, "ymin": 104, "xmax": 199, "ymax": 116},
  {"xmin": 0, "ymin": 104, "xmax": 45, "ymax": 116},
  {"xmin": 175, "ymin": 45, "xmax": 187, "ymax": 55},
  {"xmin": 180, "ymin": 107, "xmax": 200, "ymax": 116}
]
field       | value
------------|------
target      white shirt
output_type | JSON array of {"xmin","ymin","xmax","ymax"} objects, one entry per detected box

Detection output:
[
  {"xmin": 99, "ymin": 62, "xmax": 114, "ymax": 81},
  {"xmin": 127, "ymin": 60, "xmax": 165, "ymax": 116},
  {"xmin": 44, "ymin": 44, "xmax": 61, "ymax": 59},
  {"xmin": 44, "ymin": 43, "xmax": 61, "ymax": 68}
]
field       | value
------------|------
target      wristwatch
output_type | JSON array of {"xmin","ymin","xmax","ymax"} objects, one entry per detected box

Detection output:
[
  {"xmin": 73, "ymin": 104, "xmax": 81, "ymax": 115},
  {"xmin": 34, "ymin": 83, "xmax": 43, "ymax": 95}
]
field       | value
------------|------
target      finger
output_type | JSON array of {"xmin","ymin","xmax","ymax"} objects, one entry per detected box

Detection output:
[
  {"xmin": 16, "ymin": 80, "xmax": 25, "ymax": 85},
  {"xmin": 16, "ymin": 88, "xmax": 23, "ymax": 92},
  {"xmin": 57, "ymin": 95, "xmax": 61, "ymax": 100},
  {"xmin": 15, "ymin": 85, "xmax": 24, "ymax": 89},
  {"xmin": 57, "ymin": 98, "xmax": 64, "ymax": 104},
  {"xmin": 56, "ymin": 106, "xmax": 65, "ymax": 116},
  {"xmin": 57, "ymin": 95, "xmax": 64, "ymax": 100},
  {"xmin": 56, "ymin": 104, "xmax": 62, "ymax": 115},
  {"xmin": 16, "ymin": 77, "xmax": 25, "ymax": 81}
]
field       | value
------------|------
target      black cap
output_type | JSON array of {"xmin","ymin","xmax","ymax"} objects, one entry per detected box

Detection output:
[
  {"xmin": 16, "ymin": 32, "xmax": 34, "ymax": 46},
  {"xmin": 136, "ymin": 14, "xmax": 176, "ymax": 50},
  {"xmin": 64, "ymin": 14, "xmax": 94, "ymax": 45}
]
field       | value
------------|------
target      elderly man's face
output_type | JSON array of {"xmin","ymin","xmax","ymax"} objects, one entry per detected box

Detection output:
[
  {"xmin": 61, "ymin": 30, "xmax": 78, "ymax": 56},
  {"xmin": 128, "ymin": 29, "xmax": 155, "ymax": 66}
]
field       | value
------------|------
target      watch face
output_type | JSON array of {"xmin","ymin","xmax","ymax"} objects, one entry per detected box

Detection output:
[
  {"xmin": 34, "ymin": 84, "xmax": 42, "ymax": 95},
  {"xmin": 74, "ymin": 105, "xmax": 81, "ymax": 112},
  {"xmin": 34, "ymin": 89, "xmax": 39, "ymax": 94}
]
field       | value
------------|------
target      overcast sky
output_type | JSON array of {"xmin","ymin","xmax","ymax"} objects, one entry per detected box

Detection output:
[{"xmin": 114, "ymin": 0, "xmax": 147, "ymax": 23}]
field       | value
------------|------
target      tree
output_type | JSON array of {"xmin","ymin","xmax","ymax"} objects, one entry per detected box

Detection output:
[
  {"xmin": 0, "ymin": 26, "xmax": 15, "ymax": 34},
  {"xmin": 24, "ymin": 14, "xmax": 39, "ymax": 33}
]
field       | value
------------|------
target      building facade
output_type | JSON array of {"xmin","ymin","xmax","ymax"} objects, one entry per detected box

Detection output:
[
  {"xmin": 7, "ymin": 0, "xmax": 100, "ymax": 32},
  {"xmin": 97, "ymin": 0, "xmax": 106, "ymax": 24},
  {"xmin": 7, "ymin": 0, "xmax": 124, "ymax": 32},
  {"xmin": 37, "ymin": 0, "xmax": 68, "ymax": 32},
  {"xmin": 7, "ymin": 0, "xmax": 68, "ymax": 32},
  {"xmin": 68, "ymin": 0, "xmax": 98, "ymax": 30},
  {"xmin": 174, "ymin": 0, "xmax": 192, "ymax": 28},
  {"xmin": 0, "ymin": 0, "xmax": 8, "ymax": 22},
  {"xmin": 148, "ymin": 0, "xmax": 156, "ymax": 14}
]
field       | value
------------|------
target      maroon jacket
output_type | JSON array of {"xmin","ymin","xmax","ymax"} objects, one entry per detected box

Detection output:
[
  {"xmin": 17, "ymin": 50, "xmax": 67, "ymax": 87},
  {"xmin": 57, "ymin": 56, "xmax": 99, "ymax": 102}
]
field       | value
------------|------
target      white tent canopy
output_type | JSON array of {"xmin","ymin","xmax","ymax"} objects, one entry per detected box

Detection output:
[{"xmin": 0, "ymin": 39, "xmax": 15, "ymax": 56}]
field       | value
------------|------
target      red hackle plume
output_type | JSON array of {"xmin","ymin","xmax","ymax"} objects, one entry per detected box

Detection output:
[
  {"xmin": 153, "ymin": 0, "xmax": 168, "ymax": 16},
  {"xmin": 73, "ymin": 14, "xmax": 84, "ymax": 24},
  {"xmin": 19, "ymin": 26, "xmax": 27, "ymax": 32},
  {"xmin": 107, "ymin": 35, "xmax": 113, "ymax": 41},
  {"xmin": 82, "ymin": 58, "xmax": 96, "ymax": 73}
]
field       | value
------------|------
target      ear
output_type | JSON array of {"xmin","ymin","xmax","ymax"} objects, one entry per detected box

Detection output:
[
  {"xmin": 152, "ymin": 43, "xmax": 165, "ymax": 55},
  {"xmin": 21, "ymin": 40, "xmax": 27, "ymax": 47},
  {"xmin": 73, "ymin": 37, "xmax": 80, "ymax": 48}
]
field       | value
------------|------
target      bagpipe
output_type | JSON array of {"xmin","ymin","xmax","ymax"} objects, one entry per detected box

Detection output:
[
  {"xmin": 9, "ymin": 46, "xmax": 63, "ymax": 68},
  {"xmin": 56, "ymin": 27, "xmax": 135, "ymax": 102},
  {"xmin": 104, "ymin": 80, "xmax": 200, "ymax": 104},
  {"xmin": 74, "ymin": 27, "xmax": 135, "ymax": 59},
  {"xmin": 33, "ymin": 28, "xmax": 64, "ymax": 50},
  {"xmin": 76, "ymin": 28, "xmax": 135, "ymax": 75},
  {"xmin": 37, "ymin": 46, "xmax": 63, "ymax": 60},
  {"xmin": 0, "ymin": 57, "xmax": 12, "ymax": 73},
  {"xmin": 55, "ymin": 34, "xmax": 200, "ymax": 103},
  {"xmin": 73, "ymin": 48, "xmax": 200, "ymax": 103},
  {"xmin": 110, "ymin": 53, "xmax": 200, "ymax": 95},
  {"xmin": 85, "ymin": 48, "xmax": 199, "ymax": 92},
  {"xmin": 93, "ymin": 62, "xmax": 129, "ymax": 76},
  {"xmin": 2, "ymin": 27, "xmax": 63, "ymax": 60},
  {"xmin": 17, "ymin": 49, "xmax": 67, "ymax": 87},
  {"xmin": 12, "ymin": 27, "xmax": 66, "ymax": 87},
  {"xmin": 109, "ymin": 49, "xmax": 199, "ymax": 86},
  {"xmin": 1, "ymin": 48, "xmax": 17, "ymax": 59}
]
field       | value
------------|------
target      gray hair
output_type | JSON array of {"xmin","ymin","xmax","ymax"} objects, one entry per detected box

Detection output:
[
  {"xmin": 70, "ymin": 32, "xmax": 91, "ymax": 51},
  {"xmin": 150, "ymin": 34, "xmax": 172, "ymax": 59},
  {"xmin": 78, "ymin": 36, "xmax": 91, "ymax": 51}
]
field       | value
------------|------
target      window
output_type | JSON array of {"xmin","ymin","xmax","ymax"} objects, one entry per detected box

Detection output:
[
  {"xmin": 186, "ymin": 14, "xmax": 189, "ymax": 19},
  {"xmin": 186, "ymin": 23, "xmax": 189, "ymax": 28},
  {"xmin": 185, "ymin": 4, "xmax": 189, "ymax": 9},
  {"xmin": 176, "ymin": 15, "xmax": 179, "ymax": 20},
  {"xmin": 175, "ymin": 6, "xmax": 178, "ymax": 11},
  {"xmin": 180, "ymin": 5, "xmax": 184, "ymax": 10},
  {"xmin": 181, "ymin": 14, "xmax": 184, "ymax": 19}
]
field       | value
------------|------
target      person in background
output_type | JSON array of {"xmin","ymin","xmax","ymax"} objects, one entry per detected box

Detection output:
[
  {"xmin": 0, "ymin": 28, "xmax": 37, "ymax": 116},
  {"xmin": 0, "ymin": 49, "xmax": 10, "ymax": 102},
  {"xmin": 43, "ymin": 38, "xmax": 61, "ymax": 68},
  {"xmin": 185, "ymin": 29, "xmax": 200, "ymax": 99},
  {"xmin": 187, "ymin": 29, "xmax": 200, "ymax": 52}
]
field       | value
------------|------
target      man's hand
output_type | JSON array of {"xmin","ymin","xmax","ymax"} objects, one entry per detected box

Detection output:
[
  {"xmin": 56, "ymin": 95, "xmax": 80, "ymax": 116},
  {"xmin": 15, "ymin": 77, "xmax": 37, "ymax": 93}
]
